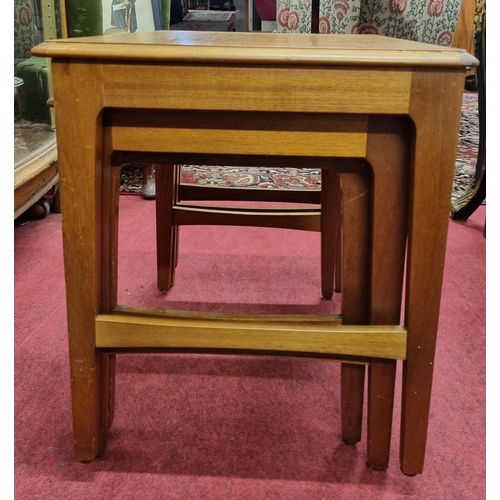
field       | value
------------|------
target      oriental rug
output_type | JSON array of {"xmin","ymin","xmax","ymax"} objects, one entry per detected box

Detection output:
[{"xmin": 120, "ymin": 92, "xmax": 479, "ymax": 203}]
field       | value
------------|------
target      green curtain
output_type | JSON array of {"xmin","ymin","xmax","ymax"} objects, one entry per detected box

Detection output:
[{"xmin": 162, "ymin": 0, "xmax": 171, "ymax": 30}]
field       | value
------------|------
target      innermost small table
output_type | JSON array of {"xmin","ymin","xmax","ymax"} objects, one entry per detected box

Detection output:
[{"xmin": 32, "ymin": 31, "xmax": 476, "ymax": 476}]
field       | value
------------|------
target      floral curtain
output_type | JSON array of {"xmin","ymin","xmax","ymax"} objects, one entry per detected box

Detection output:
[
  {"xmin": 14, "ymin": 0, "xmax": 43, "ymax": 63},
  {"xmin": 276, "ymin": 0, "xmax": 464, "ymax": 46}
]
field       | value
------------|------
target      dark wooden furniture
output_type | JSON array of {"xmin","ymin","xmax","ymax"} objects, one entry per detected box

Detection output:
[{"xmin": 451, "ymin": 4, "xmax": 486, "ymax": 222}]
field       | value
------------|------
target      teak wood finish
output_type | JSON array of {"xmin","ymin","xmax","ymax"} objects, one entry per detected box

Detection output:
[{"xmin": 33, "ymin": 31, "xmax": 476, "ymax": 476}]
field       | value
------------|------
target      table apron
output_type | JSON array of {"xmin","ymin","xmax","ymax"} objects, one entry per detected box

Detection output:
[{"xmin": 95, "ymin": 62, "xmax": 414, "ymax": 114}]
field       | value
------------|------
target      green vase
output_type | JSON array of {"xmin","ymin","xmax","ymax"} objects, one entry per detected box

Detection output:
[{"xmin": 66, "ymin": 0, "xmax": 103, "ymax": 38}]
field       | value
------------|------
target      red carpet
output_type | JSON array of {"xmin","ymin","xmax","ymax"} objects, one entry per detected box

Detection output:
[{"xmin": 14, "ymin": 195, "xmax": 486, "ymax": 499}]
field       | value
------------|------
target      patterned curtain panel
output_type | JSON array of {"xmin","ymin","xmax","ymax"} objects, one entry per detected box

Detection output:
[
  {"xmin": 276, "ymin": 0, "xmax": 464, "ymax": 46},
  {"xmin": 14, "ymin": 0, "xmax": 43, "ymax": 62}
]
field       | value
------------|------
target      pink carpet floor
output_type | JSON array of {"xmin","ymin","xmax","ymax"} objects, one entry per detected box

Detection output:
[{"xmin": 14, "ymin": 195, "xmax": 486, "ymax": 499}]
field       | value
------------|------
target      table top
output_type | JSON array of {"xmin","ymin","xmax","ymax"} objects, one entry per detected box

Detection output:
[{"xmin": 32, "ymin": 31, "xmax": 477, "ymax": 69}]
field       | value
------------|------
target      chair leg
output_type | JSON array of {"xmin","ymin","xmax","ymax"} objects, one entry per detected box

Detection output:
[
  {"xmin": 155, "ymin": 164, "xmax": 177, "ymax": 291},
  {"xmin": 320, "ymin": 168, "xmax": 340, "ymax": 300}
]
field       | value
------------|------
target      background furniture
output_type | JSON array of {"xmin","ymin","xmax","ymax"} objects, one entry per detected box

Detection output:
[
  {"xmin": 14, "ymin": 0, "xmax": 60, "ymax": 219},
  {"xmin": 451, "ymin": 0, "xmax": 486, "ymax": 222},
  {"xmin": 253, "ymin": 0, "xmax": 276, "ymax": 31},
  {"xmin": 452, "ymin": 0, "xmax": 476, "ymax": 56},
  {"xmin": 14, "ymin": 121, "xmax": 59, "ymax": 219}
]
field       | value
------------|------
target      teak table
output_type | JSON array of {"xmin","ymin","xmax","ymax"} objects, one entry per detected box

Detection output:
[{"xmin": 33, "ymin": 32, "xmax": 476, "ymax": 476}]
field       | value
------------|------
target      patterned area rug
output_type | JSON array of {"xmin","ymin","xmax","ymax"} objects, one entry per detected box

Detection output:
[
  {"xmin": 454, "ymin": 92, "xmax": 479, "ymax": 202},
  {"xmin": 120, "ymin": 92, "xmax": 479, "ymax": 202}
]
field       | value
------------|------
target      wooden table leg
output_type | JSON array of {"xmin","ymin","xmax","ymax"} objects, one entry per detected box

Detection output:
[
  {"xmin": 337, "ymin": 160, "xmax": 371, "ymax": 446},
  {"xmin": 51, "ymin": 63, "xmax": 108, "ymax": 461},
  {"xmin": 321, "ymin": 168, "xmax": 341, "ymax": 300},
  {"xmin": 401, "ymin": 71, "xmax": 466, "ymax": 475},
  {"xmin": 141, "ymin": 164, "xmax": 156, "ymax": 200},
  {"xmin": 155, "ymin": 164, "xmax": 179, "ymax": 291},
  {"xmin": 365, "ymin": 116, "xmax": 410, "ymax": 470},
  {"xmin": 337, "ymin": 115, "xmax": 410, "ymax": 467},
  {"xmin": 174, "ymin": 165, "xmax": 181, "ymax": 269},
  {"xmin": 101, "ymin": 141, "xmax": 124, "ymax": 433},
  {"xmin": 334, "ymin": 211, "xmax": 342, "ymax": 293}
]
